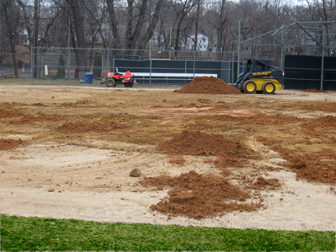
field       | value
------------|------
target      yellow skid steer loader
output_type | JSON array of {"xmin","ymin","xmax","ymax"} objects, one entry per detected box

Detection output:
[{"xmin": 234, "ymin": 59, "xmax": 284, "ymax": 94}]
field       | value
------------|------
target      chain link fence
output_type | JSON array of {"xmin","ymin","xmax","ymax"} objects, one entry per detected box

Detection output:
[
  {"xmin": 29, "ymin": 47, "xmax": 236, "ymax": 86},
  {"xmin": 0, "ymin": 53, "xmax": 30, "ymax": 78}
]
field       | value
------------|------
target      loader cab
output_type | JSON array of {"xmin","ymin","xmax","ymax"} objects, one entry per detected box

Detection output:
[{"xmin": 246, "ymin": 59, "xmax": 272, "ymax": 73}]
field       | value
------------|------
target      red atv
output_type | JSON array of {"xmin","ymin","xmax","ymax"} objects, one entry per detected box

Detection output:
[{"xmin": 101, "ymin": 68, "xmax": 137, "ymax": 88}]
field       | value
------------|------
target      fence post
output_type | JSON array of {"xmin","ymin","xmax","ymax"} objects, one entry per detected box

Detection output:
[
  {"xmin": 150, "ymin": 47, "xmax": 152, "ymax": 85},
  {"xmin": 107, "ymin": 50, "xmax": 110, "ymax": 72},
  {"xmin": 320, "ymin": 25, "xmax": 325, "ymax": 91},
  {"xmin": 42, "ymin": 53, "xmax": 44, "ymax": 79},
  {"xmin": 232, "ymin": 51, "xmax": 234, "ymax": 83},
  {"xmin": 237, "ymin": 20, "xmax": 241, "ymax": 77},
  {"xmin": 281, "ymin": 25, "xmax": 284, "ymax": 72},
  {"xmin": 193, "ymin": 50, "xmax": 196, "ymax": 78},
  {"xmin": 30, "ymin": 47, "xmax": 33, "ymax": 84},
  {"xmin": 101, "ymin": 54, "xmax": 104, "ymax": 80},
  {"xmin": 68, "ymin": 47, "xmax": 71, "ymax": 85}
]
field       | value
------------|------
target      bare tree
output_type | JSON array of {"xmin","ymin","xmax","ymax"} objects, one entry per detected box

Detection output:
[
  {"xmin": 0, "ymin": 0, "xmax": 19, "ymax": 78},
  {"xmin": 137, "ymin": 0, "xmax": 165, "ymax": 50},
  {"xmin": 65, "ymin": 0, "xmax": 87, "ymax": 77},
  {"xmin": 172, "ymin": 0, "xmax": 197, "ymax": 55},
  {"xmin": 305, "ymin": 0, "xmax": 336, "ymax": 55}
]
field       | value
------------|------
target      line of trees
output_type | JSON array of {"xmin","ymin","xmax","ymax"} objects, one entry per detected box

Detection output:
[{"xmin": 1, "ymin": 0, "xmax": 335, "ymax": 77}]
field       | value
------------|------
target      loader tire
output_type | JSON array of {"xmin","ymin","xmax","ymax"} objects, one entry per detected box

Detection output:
[
  {"xmin": 106, "ymin": 79, "xmax": 116, "ymax": 87},
  {"xmin": 262, "ymin": 82, "xmax": 275, "ymax": 94},
  {"xmin": 243, "ymin": 80, "xmax": 257, "ymax": 94}
]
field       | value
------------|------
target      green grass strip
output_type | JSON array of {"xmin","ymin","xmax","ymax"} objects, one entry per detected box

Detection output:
[{"xmin": 1, "ymin": 214, "xmax": 335, "ymax": 251}]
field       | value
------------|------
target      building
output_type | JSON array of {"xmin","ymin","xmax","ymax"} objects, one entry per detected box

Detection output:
[{"xmin": 185, "ymin": 34, "xmax": 209, "ymax": 51}]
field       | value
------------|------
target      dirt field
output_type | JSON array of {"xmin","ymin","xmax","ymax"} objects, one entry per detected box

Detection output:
[{"xmin": 0, "ymin": 79, "xmax": 336, "ymax": 231}]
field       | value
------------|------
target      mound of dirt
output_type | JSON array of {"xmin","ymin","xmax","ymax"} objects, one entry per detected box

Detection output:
[
  {"xmin": 156, "ymin": 130, "xmax": 248, "ymax": 156},
  {"xmin": 0, "ymin": 110, "xmax": 23, "ymax": 119},
  {"xmin": 174, "ymin": 76, "xmax": 242, "ymax": 95},
  {"xmin": 57, "ymin": 121, "xmax": 128, "ymax": 133},
  {"xmin": 8, "ymin": 115, "xmax": 64, "ymax": 125},
  {"xmin": 140, "ymin": 170, "xmax": 262, "ymax": 219},
  {"xmin": 0, "ymin": 139, "xmax": 25, "ymax": 150},
  {"xmin": 157, "ymin": 131, "xmax": 252, "ymax": 168}
]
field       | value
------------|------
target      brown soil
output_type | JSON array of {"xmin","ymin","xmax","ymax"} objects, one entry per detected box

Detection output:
[
  {"xmin": 156, "ymin": 130, "xmax": 250, "ymax": 157},
  {"xmin": 258, "ymin": 136, "xmax": 336, "ymax": 184},
  {"xmin": 300, "ymin": 102, "xmax": 336, "ymax": 112},
  {"xmin": 156, "ymin": 130, "xmax": 254, "ymax": 169},
  {"xmin": 301, "ymin": 115, "xmax": 336, "ymax": 131},
  {"xmin": 57, "ymin": 121, "xmax": 129, "ymax": 133},
  {"xmin": 246, "ymin": 176, "xmax": 281, "ymax": 191},
  {"xmin": 7, "ymin": 114, "xmax": 65, "ymax": 125},
  {"xmin": 169, "ymin": 157, "xmax": 186, "ymax": 166},
  {"xmin": 303, "ymin": 89, "xmax": 327, "ymax": 93},
  {"xmin": 0, "ymin": 109, "xmax": 23, "ymax": 119},
  {"xmin": 174, "ymin": 76, "xmax": 242, "ymax": 95},
  {"xmin": 140, "ymin": 170, "xmax": 262, "ymax": 220},
  {"xmin": 0, "ymin": 138, "xmax": 25, "ymax": 150},
  {"xmin": 206, "ymin": 112, "xmax": 301, "ymax": 126},
  {"xmin": 1, "ymin": 86, "xmax": 336, "ymax": 230}
]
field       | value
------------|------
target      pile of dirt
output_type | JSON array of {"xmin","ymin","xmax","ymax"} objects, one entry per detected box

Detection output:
[
  {"xmin": 174, "ymin": 76, "xmax": 242, "ymax": 95},
  {"xmin": 0, "ymin": 139, "xmax": 25, "ymax": 150},
  {"xmin": 156, "ymin": 130, "xmax": 249, "ymax": 157},
  {"xmin": 57, "ymin": 121, "xmax": 129, "ymax": 133},
  {"xmin": 8, "ymin": 114, "xmax": 64, "ymax": 125},
  {"xmin": 140, "ymin": 170, "xmax": 262, "ymax": 219},
  {"xmin": 156, "ymin": 131, "xmax": 253, "ymax": 168},
  {"xmin": 0, "ymin": 109, "xmax": 23, "ymax": 119}
]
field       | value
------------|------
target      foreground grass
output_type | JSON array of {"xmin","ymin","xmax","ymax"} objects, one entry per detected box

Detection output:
[{"xmin": 1, "ymin": 214, "xmax": 335, "ymax": 251}]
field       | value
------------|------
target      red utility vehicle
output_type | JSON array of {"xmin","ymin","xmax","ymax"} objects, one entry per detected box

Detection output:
[{"xmin": 101, "ymin": 68, "xmax": 136, "ymax": 88}]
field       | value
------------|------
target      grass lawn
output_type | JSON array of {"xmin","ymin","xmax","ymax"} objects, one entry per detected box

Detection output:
[
  {"xmin": 0, "ymin": 78, "xmax": 31, "ymax": 85},
  {"xmin": 1, "ymin": 214, "xmax": 335, "ymax": 251}
]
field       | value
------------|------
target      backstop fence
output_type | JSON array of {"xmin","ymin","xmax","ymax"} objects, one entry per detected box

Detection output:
[
  {"xmin": 284, "ymin": 55, "xmax": 336, "ymax": 91},
  {"xmin": 28, "ymin": 47, "xmax": 236, "ymax": 86}
]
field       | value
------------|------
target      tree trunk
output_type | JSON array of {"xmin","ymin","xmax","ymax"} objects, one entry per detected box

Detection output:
[
  {"xmin": 137, "ymin": 0, "xmax": 165, "ymax": 50},
  {"xmin": 194, "ymin": 0, "xmax": 200, "ymax": 51},
  {"xmin": 217, "ymin": 0, "xmax": 226, "ymax": 60},
  {"xmin": 126, "ymin": 0, "xmax": 135, "ymax": 51},
  {"xmin": 106, "ymin": 0, "xmax": 121, "ymax": 49},
  {"xmin": 2, "ymin": 0, "xmax": 18, "ymax": 78},
  {"xmin": 67, "ymin": 0, "xmax": 87, "ymax": 78},
  {"xmin": 139, "ymin": 0, "xmax": 165, "ymax": 49},
  {"xmin": 130, "ymin": 0, "xmax": 148, "ymax": 50}
]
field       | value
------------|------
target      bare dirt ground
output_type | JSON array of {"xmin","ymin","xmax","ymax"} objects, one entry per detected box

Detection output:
[{"xmin": 0, "ymin": 80, "xmax": 336, "ymax": 231}]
